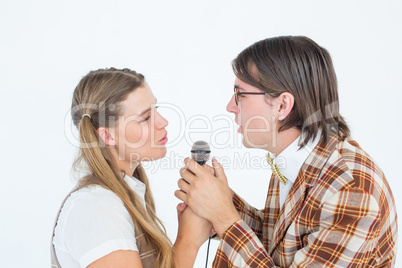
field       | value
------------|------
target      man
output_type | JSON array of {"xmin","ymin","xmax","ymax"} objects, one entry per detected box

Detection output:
[{"xmin": 175, "ymin": 36, "xmax": 397, "ymax": 267}]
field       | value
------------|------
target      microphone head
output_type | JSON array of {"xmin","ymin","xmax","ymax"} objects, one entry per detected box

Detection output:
[{"xmin": 191, "ymin": 140, "xmax": 211, "ymax": 165}]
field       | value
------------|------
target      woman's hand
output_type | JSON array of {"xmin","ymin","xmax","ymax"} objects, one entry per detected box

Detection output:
[
  {"xmin": 174, "ymin": 205, "xmax": 212, "ymax": 267},
  {"xmin": 176, "ymin": 202, "xmax": 188, "ymax": 222},
  {"xmin": 175, "ymin": 205, "xmax": 212, "ymax": 250}
]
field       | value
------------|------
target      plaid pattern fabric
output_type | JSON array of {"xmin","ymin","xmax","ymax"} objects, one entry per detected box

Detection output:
[{"xmin": 213, "ymin": 134, "xmax": 398, "ymax": 267}]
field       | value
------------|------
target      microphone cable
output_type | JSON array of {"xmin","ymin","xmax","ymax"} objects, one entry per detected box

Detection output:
[{"xmin": 205, "ymin": 236, "xmax": 212, "ymax": 268}]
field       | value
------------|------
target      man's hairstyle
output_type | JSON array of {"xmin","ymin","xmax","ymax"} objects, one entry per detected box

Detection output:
[{"xmin": 233, "ymin": 36, "xmax": 350, "ymax": 148}]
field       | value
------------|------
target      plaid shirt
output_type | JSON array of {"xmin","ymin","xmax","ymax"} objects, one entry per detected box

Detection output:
[{"xmin": 213, "ymin": 134, "xmax": 398, "ymax": 267}]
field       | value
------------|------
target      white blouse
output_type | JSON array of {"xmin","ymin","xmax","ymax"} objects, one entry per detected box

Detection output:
[{"xmin": 53, "ymin": 175, "xmax": 146, "ymax": 268}]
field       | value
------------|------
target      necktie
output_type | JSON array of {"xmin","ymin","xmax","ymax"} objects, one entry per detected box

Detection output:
[{"xmin": 266, "ymin": 153, "xmax": 287, "ymax": 185}]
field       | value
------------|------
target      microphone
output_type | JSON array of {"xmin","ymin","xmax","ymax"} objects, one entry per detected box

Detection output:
[
  {"xmin": 191, "ymin": 140, "xmax": 211, "ymax": 165},
  {"xmin": 190, "ymin": 140, "xmax": 213, "ymax": 268}
]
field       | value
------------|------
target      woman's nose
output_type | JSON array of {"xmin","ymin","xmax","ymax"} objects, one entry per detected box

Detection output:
[{"xmin": 155, "ymin": 111, "xmax": 168, "ymax": 129}]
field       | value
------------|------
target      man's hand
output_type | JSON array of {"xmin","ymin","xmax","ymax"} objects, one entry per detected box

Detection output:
[{"xmin": 175, "ymin": 157, "xmax": 241, "ymax": 237}]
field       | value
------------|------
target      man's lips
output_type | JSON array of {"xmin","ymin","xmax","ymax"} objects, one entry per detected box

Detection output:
[{"xmin": 235, "ymin": 119, "xmax": 242, "ymax": 133}]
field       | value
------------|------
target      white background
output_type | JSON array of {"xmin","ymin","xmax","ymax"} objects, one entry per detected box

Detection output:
[{"xmin": 1, "ymin": 0, "xmax": 401, "ymax": 267}]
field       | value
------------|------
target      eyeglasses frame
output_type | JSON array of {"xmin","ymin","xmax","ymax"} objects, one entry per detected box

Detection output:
[{"xmin": 234, "ymin": 87, "xmax": 282, "ymax": 106}]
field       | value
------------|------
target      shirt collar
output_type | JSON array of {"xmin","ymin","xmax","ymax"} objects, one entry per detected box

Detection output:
[
  {"xmin": 271, "ymin": 133, "xmax": 321, "ymax": 184},
  {"xmin": 123, "ymin": 174, "xmax": 146, "ymax": 196}
]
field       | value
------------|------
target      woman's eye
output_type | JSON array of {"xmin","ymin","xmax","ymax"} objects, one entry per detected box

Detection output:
[
  {"xmin": 142, "ymin": 115, "xmax": 151, "ymax": 122},
  {"xmin": 141, "ymin": 105, "xmax": 158, "ymax": 122}
]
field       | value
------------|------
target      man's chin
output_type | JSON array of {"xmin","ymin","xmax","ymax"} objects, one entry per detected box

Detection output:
[
  {"xmin": 242, "ymin": 139, "xmax": 252, "ymax": 148},
  {"xmin": 242, "ymin": 138, "xmax": 268, "ymax": 150},
  {"xmin": 242, "ymin": 137, "xmax": 256, "ymax": 148}
]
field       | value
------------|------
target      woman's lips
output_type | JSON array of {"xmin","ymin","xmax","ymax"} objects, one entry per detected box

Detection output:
[{"xmin": 159, "ymin": 134, "xmax": 168, "ymax": 145}]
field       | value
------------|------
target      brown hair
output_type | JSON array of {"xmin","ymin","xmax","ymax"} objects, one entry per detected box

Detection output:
[
  {"xmin": 71, "ymin": 67, "xmax": 174, "ymax": 267},
  {"xmin": 232, "ymin": 36, "xmax": 350, "ymax": 148}
]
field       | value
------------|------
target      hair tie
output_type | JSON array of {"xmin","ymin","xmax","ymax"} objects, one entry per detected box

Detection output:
[{"xmin": 82, "ymin": 114, "xmax": 92, "ymax": 119}]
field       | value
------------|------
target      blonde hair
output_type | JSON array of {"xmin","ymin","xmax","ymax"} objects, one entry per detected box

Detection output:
[{"xmin": 71, "ymin": 68, "xmax": 174, "ymax": 267}]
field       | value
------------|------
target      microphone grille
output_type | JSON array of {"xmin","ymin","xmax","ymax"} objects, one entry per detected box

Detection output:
[{"xmin": 191, "ymin": 140, "xmax": 211, "ymax": 164}]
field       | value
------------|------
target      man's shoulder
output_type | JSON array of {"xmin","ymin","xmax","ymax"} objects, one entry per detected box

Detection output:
[
  {"xmin": 315, "ymin": 136, "xmax": 383, "ymax": 176},
  {"xmin": 335, "ymin": 137, "xmax": 385, "ymax": 179},
  {"xmin": 316, "ymin": 137, "xmax": 394, "ymax": 207}
]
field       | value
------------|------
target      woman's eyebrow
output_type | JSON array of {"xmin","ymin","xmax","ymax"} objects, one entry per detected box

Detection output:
[
  {"xmin": 136, "ymin": 99, "xmax": 157, "ymax": 116},
  {"xmin": 136, "ymin": 108, "xmax": 151, "ymax": 116}
]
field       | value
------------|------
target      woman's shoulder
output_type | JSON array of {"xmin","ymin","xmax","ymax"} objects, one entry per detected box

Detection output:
[
  {"xmin": 69, "ymin": 184, "xmax": 123, "ymax": 206},
  {"xmin": 53, "ymin": 185, "xmax": 139, "ymax": 267},
  {"xmin": 53, "ymin": 184, "xmax": 137, "ymax": 251},
  {"xmin": 59, "ymin": 185, "xmax": 130, "ymax": 226},
  {"xmin": 54, "ymin": 185, "xmax": 134, "ymax": 243}
]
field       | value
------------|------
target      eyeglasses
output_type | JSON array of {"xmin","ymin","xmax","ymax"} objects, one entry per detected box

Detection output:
[{"xmin": 233, "ymin": 87, "xmax": 282, "ymax": 106}]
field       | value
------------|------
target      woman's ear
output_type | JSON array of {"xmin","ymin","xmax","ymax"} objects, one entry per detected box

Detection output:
[
  {"xmin": 97, "ymin": 127, "xmax": 116, "ymax": 146},
  {"xmin": 276, "ymin": 92, "xmax": 295, "ymax": 121}
]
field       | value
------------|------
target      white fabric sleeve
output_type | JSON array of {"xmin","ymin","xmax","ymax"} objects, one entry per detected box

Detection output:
[{"xmin": 60, "ymin": 187, "xmax": 138, "ymax": 267}]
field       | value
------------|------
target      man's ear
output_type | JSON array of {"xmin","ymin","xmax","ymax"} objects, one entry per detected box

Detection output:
[
  {"xmin": 276, "ymin": 92, "xmax": 295, "ymax": 121},
  {"xmin": 97, "ymin": 127, "xmax": 116, "ymax": 146}
]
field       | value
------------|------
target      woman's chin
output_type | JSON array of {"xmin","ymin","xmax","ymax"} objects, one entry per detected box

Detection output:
[{"xmin": 141, "ymin": 149, "xmax": 167, "ymax": 162}]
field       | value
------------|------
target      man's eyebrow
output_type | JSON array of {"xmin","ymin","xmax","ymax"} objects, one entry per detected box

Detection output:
[{"xmin": 234, "ymin": 85, "xmax": 246, "ymax": 91}]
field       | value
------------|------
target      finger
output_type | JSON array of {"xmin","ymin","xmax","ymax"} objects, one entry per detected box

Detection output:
[
  {"xmin": 176, "ymin": 202, "xmax": 188, "ymax": 221},
  {"xmin": 181, "ymin": 161, "xmax": 196, "ymax": 176},
  {"xmin": 177, "ymin": 202, "xmax": 188, "ymax": 213},
  {"xmin": 180, "ymin": 167, "xmax": 196, "ymax": 184},
  {"xmin": 203, "ymin": 164, "xmax": 215, "ymax": 175},
  {"xmin": 212, "ymin": 157, "xmax": 226, "ymax": 179},
  {"xmin": 177, "ymin": 178, "xmax": 191, "ymax": 193},
  {"xmin": 184, "ymin": 157, "xmax": 207, "ymax": 176},
  {"xmin": 174, "ymin": 189, "xmax": 188, "ymax": 203},
  {"xmin": 210, "ymin": 227, "xmax": 217, "ymax": 237}
]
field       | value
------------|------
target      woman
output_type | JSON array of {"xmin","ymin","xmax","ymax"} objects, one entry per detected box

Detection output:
[{"xmin": 51, "ymin": 68, "xmax": 211, "ymax": 267}]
